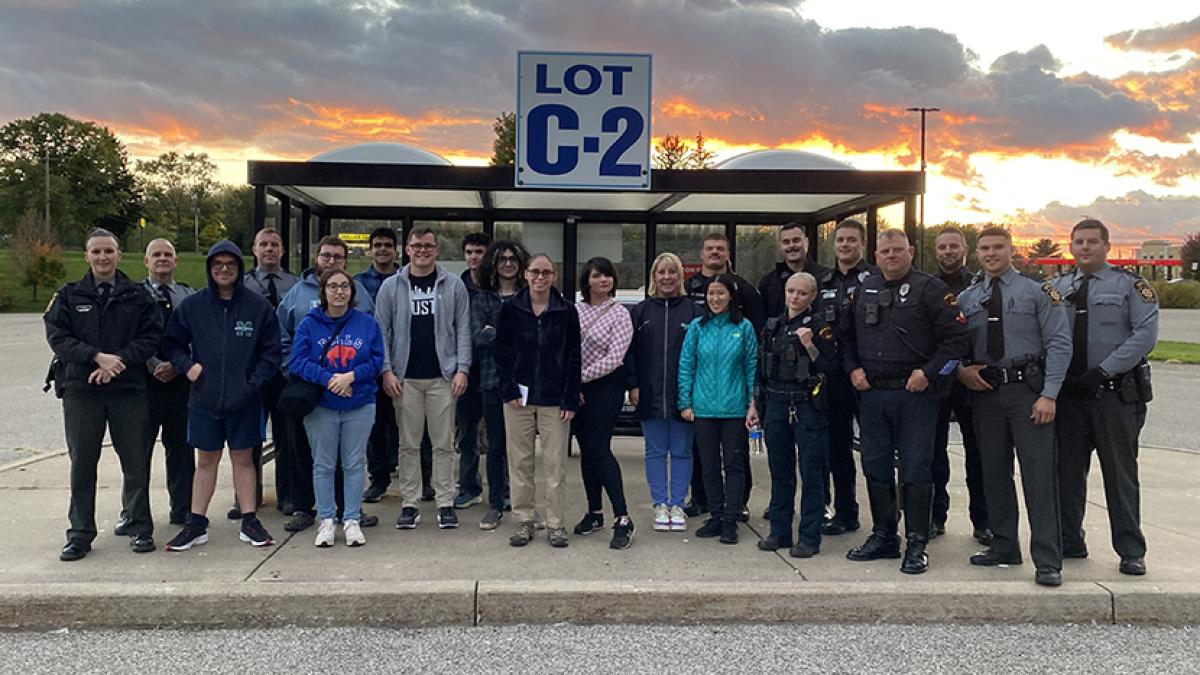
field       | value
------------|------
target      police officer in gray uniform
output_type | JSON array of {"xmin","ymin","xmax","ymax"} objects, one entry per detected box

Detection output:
[
  {"xmin": 957, "ymin": 227, "xmax": 1070, "ymax": 587},
  {"xmin": 1052, "ymin": 218, "xmax": 1157, "ymax": 576}
]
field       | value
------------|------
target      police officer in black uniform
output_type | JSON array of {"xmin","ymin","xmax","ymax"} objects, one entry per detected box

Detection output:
[
  {"xmin": 840, "ymin": 229, "xmax": 969, "ymax": 574},
  {"xmin": 749, "ymin": 272, "xmax": 838, "ymax": 558},
  {"xmin": 1052, "ymin": 218, "xmax": 1157, "ymax": 576},
  {"xmin": 44, "ymin": 229, "xmax": 163, "ymax": 561},
  {"xmin": 931, "ymin": 227, "xmax": 992, "ymax": 544},
  {"xmin": 683, "ymin": 232, "xmax": 764, "ymax": 520},
  {"xmin": 756, "ymin": 222, "xmax": 831, "ymax": 320},
  {"xmin": 957, "ymin": 227, "xmax": 1069, "ymax": 587},
  {"xmin": 815, "ymin": 218, "xmax": 877, "ymax": 536}
]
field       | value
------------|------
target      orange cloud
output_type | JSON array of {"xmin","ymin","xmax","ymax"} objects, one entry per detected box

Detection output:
[
  {"xmin": 657, "ymin": 95, "xmax": 765, "ymax": 124},
  {"xmin": 265, "ymin": 98, "xmax": 489, "ymax": 144}
]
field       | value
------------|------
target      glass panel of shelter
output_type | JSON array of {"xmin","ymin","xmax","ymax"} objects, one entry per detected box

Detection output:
[
  {"xmin": 575, "ymin": 222, "xmax": 646, "ymax": 303},
  {"xmin": 496, "ymin": 221, "xmax": 565, "ymax": 292}
]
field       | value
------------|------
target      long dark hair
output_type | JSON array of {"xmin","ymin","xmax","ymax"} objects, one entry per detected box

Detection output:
[
  {"xmin": 578, "ymin": 256, "xmax": 618, "ymax": 303},
  {"xmin": 700, "ymin": 273, "xmax": 743, "ymax": 325},
  {"xmin": 317, "ymin": 268, "xmax": 356, "ymax": 310},
  {"xmin": 478, "ymin": 239, "xmax": 530, "ymax": 292}
]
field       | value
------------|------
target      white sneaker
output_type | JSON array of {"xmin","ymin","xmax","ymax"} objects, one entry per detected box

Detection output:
[
  {"xmin": 669, "ymin": 505, "xmax": 687, "ymax": 532},
  {"xmin": 314, "ymin": 518, "xmax": 336, "ymax": 548},
  {"xmin": 653, "ymin": 504, "xmax": 671, "ymax": 531},
  {"xmin": 344, "ymin": 519, "xmax": 366, "ymax": 547}
]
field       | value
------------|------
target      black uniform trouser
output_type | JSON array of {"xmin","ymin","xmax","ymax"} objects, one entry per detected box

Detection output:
[
  {"xmin": 259, "ymin": 374, "xmax": 287, "ymax": 511},
  {"xmin": 763, "ymin": 398, "xmax": 828, "ymax": 548},
  {"xmin": 933, "ymin": 387, "xmax": 989, "ymax": 529},
  {"xmin": 693, "ymin": 418, "xmax": 748, "ymax": 523},
  {"xmin": 366, "ymin": 386, "xmax": 399, "ymax": 489},
  {"xmin": 144, "ymin": 376, "xmax": 194, "ymax": 523},
  {"xmin": 63, "ymin": 390, "xmax": 151, "ymax": 543},
  {"xmin": 858, "ymin": 387, "xmax": 937, "ymax": 536},
  {"xmin": 824, "ymin": 373, "xmax": 860, "ymax": 522},
  {"xmin": 574, "ymin": 371, "xmax": 629, "ymax": 517},
  {"xmin": 1056, "ymin": 390, "xmax": 1147, "ymax": 559},
  {"xmin": 973, "ymin": 384, "xmax": 1062, "ymax": 570}
]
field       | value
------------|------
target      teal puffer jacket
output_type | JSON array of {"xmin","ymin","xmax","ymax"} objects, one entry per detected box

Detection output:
[{"xmin": 677, "ymin": 312, "xmax": 757, "ymax": 418}]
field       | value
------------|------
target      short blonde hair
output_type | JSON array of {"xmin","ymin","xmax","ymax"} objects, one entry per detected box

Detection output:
[
  {"xmin": 648, "ymin": 252, "xmax": 685, "ymax": 298},
  {"xmin": 785, "ymin": 271, "xmax": 817, "ymax": 293}
]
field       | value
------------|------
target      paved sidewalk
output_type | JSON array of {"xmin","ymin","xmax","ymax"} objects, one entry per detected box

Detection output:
[{"xmin": 1, "ymin": 435, "xmax": 1197, "ymax": 629}]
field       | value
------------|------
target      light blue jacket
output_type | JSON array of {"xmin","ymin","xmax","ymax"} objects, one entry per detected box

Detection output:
[
  {"xmin": 276, "ymin": 267, "xmax": 374, "ymax": 369},
  {"xmin": 677, "ymin": 312, "xmax": 757, "ymax": 418}
]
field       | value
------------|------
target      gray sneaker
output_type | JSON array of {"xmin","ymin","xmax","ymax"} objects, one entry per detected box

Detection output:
[
  {"xmin": 480, "ymin": 509, "xmax": 503, "ymax": 530},
  {"xmin": 548, "ymin": 527, "xmax": 569, "ymax": 548}
]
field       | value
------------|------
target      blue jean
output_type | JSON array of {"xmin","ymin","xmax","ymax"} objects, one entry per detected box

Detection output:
[
  {"xmin": 304, "ymin": 404, "xmax": 375, "ymax": 522},
  {"xmin": 764, "ymin": 398, "xmax": 829, "ymax": 548},
  {"xmin": 642, "ymin": 419, "xmax": 694, "ymax": 507}
]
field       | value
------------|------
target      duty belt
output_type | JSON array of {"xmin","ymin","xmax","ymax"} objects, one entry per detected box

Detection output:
[
  {"xmin": 870, "ymin": 377, "xmax": 909, "ymax": 390},
  {"xmin": 1100, "ymin": 378, "xmax": 1123, "ymax": 392},
  {"xmin": 982, "ymin": 365, "xmax": 1027, "ymax": 385}
]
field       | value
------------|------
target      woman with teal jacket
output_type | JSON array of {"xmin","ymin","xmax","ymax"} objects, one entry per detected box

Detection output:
[{"xmin": 678, "ymin": 273, "xmax": 758, "ymax": 544}]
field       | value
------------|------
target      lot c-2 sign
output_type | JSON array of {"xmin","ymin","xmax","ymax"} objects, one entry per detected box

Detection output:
[{"xmin": 516, "ymin": 51, "xmax": 652, "ymax": 190}]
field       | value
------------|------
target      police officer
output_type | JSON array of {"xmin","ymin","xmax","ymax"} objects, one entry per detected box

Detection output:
[
  {"xmin": 815, "ymin": 218, "xmax": 877, "ymax": 536},
  {"xmin": 128, "ymin": 238, "xmax": 196, "ymax": 529},
  {"xmin": 44, "ymin": 228, "xmax": 163, "ymax": 560},
  {"xmin": 931, "ymin": 227, "xmax": 992, "ymax": 545},
  {"xmin": 1052, "ymin": 218, "xmax": 1157, "ymax": 576},
  {"xmin": 840, "ymin": 229, "xmax": 969, "ymax": 574},
  {"xmin": 749, "ymin": 272, "xmax": 837, "ymax": 559},
  {"xmin": 756, "ymin": 222, "xmax": 831, "ymax": 320},
  {"xmin": 957, "ymin": 227, "xmax": 1069, "ymax": 587},
  {"xmin": 242, "ymin": 227, "xmax": 299, "ymax": 520}
]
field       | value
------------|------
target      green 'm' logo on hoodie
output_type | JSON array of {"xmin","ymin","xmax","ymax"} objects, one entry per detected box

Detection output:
[{"xmin": 234, "ymin": 320, "xmax": 254, "ymax": 338}]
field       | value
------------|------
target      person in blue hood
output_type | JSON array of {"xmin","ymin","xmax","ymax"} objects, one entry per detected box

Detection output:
[
  {"xmin": 162, "ymin": 239, "xmax": 281, "ymax": 552},
  {"xmin": 289, "ymin": 268, "xmax": 384, "ymax": 547}
]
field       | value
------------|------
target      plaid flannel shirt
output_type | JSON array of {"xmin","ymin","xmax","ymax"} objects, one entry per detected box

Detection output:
[{"xmin": 576, "ymin": 298, "xmax": 634, "ymax": 383}]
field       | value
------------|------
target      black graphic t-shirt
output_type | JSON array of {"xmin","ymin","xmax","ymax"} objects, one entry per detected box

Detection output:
[{"xmin": 405, "ymin": 270, "xmax": 440, "ymax": 379}]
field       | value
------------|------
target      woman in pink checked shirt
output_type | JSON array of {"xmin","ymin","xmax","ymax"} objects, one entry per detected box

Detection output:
[{"xmin": 571, "ymin": 257, "xmax": 636, "ymax": 550}]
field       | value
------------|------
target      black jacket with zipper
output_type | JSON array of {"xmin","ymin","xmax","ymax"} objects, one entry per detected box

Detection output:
[
  {"xmin": 494, "ymin": 287, "xmax": 581, "ymax": 411},
  {"xmin": 44, "ymin": 269, "xmax": 162, "ymax": 396},
  {"xmin": 624, "ymin": 295, "xmax": 702, "ymax": 421}
]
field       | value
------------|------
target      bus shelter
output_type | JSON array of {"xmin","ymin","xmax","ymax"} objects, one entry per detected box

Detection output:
[{"xmin": 248, "ymin": 144, "xmax": 924, "ymax": 299}]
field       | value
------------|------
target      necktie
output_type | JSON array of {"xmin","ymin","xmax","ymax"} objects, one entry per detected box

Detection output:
[
  {"xmin": 1069, "ymin": 275, "xmax": 1090, "ymax": 375},
  {"xmin": 97, "ymin": 282, "xmax": 112, "ymax": 307},
  {"xmin": 157, "ymin": 283, "xmax": 173, "ymax": 320},
  {"xmin": 266, "ymin": 274, "xmax": 279, "ymax": 308},
  {"xmin": 986, "ymin": 276, "xmax": 1005, "ymax": 363}
]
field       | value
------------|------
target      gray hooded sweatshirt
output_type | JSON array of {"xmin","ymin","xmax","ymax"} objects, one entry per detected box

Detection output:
[{"xmin": 375, "ymin": 263, "xmax": 471, "ymax": 380}]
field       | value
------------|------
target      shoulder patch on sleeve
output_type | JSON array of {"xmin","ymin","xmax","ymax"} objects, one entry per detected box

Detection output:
[
  {"xmin": 819, "ymin": 325, "xmax": 834, "ymax": 341},
  {"xmin": 44, "ymin": 290, "xmax": 58, "ymax": 315},
  {"xmin": 1135, "ymin": 279, "xmax": 1157, "ymax": 304},
  {"xmin": 1041, "ymin": 282, "xmax": 1062, "ymax": 306}
]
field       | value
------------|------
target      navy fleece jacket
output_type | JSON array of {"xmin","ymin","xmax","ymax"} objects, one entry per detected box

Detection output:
[{"xmin": 163, "ymin": 240, "xmax": 281, "ymax": 416}]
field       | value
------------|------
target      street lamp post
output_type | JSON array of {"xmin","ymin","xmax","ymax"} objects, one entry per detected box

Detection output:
[{"xmin": 906, "ymin": 106, "xmax": 940, "ymax": 269}]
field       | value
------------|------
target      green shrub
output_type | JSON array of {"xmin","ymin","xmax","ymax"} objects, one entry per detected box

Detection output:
[{"xmin": 1150, "ymin": 280, "xmax": 1200, "ymax": 309}]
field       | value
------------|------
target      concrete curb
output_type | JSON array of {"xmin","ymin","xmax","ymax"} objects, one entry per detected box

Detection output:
[
  {"xmin": 0, "ymin": 582, "xmax": 475, "ymax": 630},
  {"xmin": 7, "ymin": 579, "xmax": 1200, "ymax": 629}
]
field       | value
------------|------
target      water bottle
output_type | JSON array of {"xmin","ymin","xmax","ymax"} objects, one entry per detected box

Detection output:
[{"xmin": 749, "ymin": 424, "xmax": 764, "ymax": 456}]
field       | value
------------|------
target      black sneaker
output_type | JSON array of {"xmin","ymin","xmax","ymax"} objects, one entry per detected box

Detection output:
[
  {"xmin": 610, "ymin": 516, "xmax": 635, "ymax": 550},
  {"xmin": 225, "ymin": 504, "xmax": 240, "ymax": 520},
  {"xmin": 165, "ymin": 525, "xmax": 209, "ymax": 552},
  {"xmin": 683, "ymin": 501, "xmax": 708, "ymax": 517},
  {"xmin": 239, "ymin": 518, "xmax": 274, "ymax": 547},
  {"xmin": 719, "ymin": 520, "xmax": 739, "ymax": 544},
  {"xmin": 573, "ymin": 512, "xmax": 603, "ymax": 536},
  {"xmin": 130, "ymin": 534, "xmax": 156, "ymax": 553},
  {"xmin": 695, "ymin": 518, "xmax": 723, "ymax": 538},
  {"xmin": 59, "ymin": 540, "xmax": 91, "ymax": 561},
  {"xmin": 113, "ymin": 513, "xmax": 131, "ymax": 537},
  {"xmin": 284, "ymin": 511, "xmax": 314, "ymax": 532},
  {"xmin": 360, "ymin": 512, "xmax": 379, "ymax": 528},
  {"xmin": 437, "ymin": 507, "xmax": 459, "ymax": 529},
  {"xmin": 362, "ymin": 482, "xmax": 387, "ymax": 503},
  {"xmin": 395, "ymin": 506, "xmax": 420, "ymax": 529}
]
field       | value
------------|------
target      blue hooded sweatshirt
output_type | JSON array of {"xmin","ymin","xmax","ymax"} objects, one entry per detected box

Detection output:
[
  {"xmin": 288, "ymin": 305, "xmax": 384, "ymax": 411},
  {"xmin": 164, "ymin": 240, "xmax": 282, "ymax": 416},
  {"xmin": 277, "ymin": 267, "xmax": 374, "ymax": 369}
]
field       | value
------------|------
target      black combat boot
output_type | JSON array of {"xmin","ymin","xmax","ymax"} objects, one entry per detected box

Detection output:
[
  {"xmin": 847, "ymin": 479, "xmax": 901, "ymax": 561},
  {"xmin": 900, "ymin": 482, "xmax": 933, "ymax": 575}
]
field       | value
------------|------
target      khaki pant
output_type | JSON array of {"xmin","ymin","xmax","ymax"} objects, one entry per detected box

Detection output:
[
  {"xmin": 503, "ymin": 404, "xmax": 570, "ymax": 530},
  {"xmin": 396, "ymin": 378, "xmax": 456, "ymax": 508}
]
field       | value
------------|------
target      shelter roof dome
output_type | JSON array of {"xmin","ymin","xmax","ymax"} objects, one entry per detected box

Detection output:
[
  {"xmin": 310, "ymin": 142, "xmax": 451, "ymax": 166},
  {"xmin": 716, "ymin": 149, "xmax": 856, "ymax": 171}
]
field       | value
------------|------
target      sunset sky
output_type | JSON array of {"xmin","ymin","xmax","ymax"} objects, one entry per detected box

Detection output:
[{"xmin": 1, "ymin": 0, "xmax": 1197, "ymax": 244}]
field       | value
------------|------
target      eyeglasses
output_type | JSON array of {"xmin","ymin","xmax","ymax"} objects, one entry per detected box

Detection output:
[
  {"xmin": 211, "ymin": 261, "xmax": 238, "ymax": 271},
  {"xmin": 372, "ymin": 242, "xmax": 395, "ymax": 249},
  {"xmin": 325, "ymin": 282, "xmax": 352, "ymax": 292},
  {"xmin": 409, "ymin": 243, "xmax": 438, "ymax": 251},
  {"xmin": 498, "ymin": 255, "xmax": 519, "ymax": 264},
  {"xmin": 317, "ymin": 253, "xmax": 346, "ymax": 262},
  {"xmin": 527, "ymin": 269, "xmax": 555, "ymax": 278}
]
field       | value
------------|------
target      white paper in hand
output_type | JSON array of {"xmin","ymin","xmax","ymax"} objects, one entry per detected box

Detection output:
[{"xmin": 517, "ymin": 384, "xmax": 529, "ymax": 406}]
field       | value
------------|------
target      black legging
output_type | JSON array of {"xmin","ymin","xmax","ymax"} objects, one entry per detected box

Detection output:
[
  {"xmin": 693, "ymin": 417, "xmax": 748, "ymax": 523},
  {"xmin": 574, "ymin": 370, "xmax": 628, "ymax": 517}
]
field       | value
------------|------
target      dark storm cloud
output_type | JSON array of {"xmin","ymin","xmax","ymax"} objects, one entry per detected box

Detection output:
[
  {"xmin": 0, "ymin": 0, "xmax": 1193, "ymax": 181},
  {"xmin": 1105, "ymin": 14, "xmax": 1200, "ymax": 53}
]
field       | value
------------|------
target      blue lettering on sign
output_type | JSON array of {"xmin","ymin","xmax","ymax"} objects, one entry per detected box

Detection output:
[
  {"xmin": 564, "ymin": 64, "xmax": 601, "ymax": 95},
  {"xmin": 527, "ymin": 104, "xmax": 580, "ymax": 175},
  {"xmin": 602, "ymin": 65, "xmax": 632, "ymax": 95},
  {"xmin": 599, "ymin": 106, "xmax": 643, "ymax": 177},
  {"xmin": 535, "ymin": 64, "xmax": 561, "ymax": 94}
]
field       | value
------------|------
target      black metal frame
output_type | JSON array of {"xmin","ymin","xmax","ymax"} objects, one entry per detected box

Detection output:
[{"xmin": 250, "ymin": 160, "xmax": 923, "ymax": 298}]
